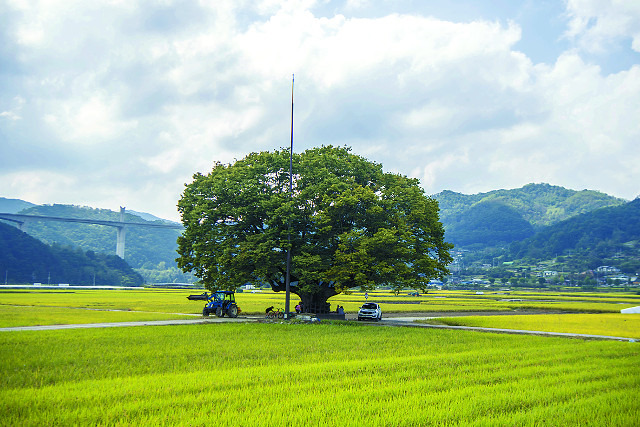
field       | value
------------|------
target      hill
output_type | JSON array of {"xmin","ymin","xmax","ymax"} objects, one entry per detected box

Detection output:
[
  {"xmin": 1, "ymin": 204, "xmax": 193, "ymax": 284},
  {"xmin": 14, "ymin": 204, "xmax": 179, "ymax": 268},
  {"xmin": 444, "ymin": 201, "xmax": 535, "ymax": 247},
  {"xmin": 0, "ymin": 197, "xmax": 35, "ymax": 213},
  {"xmin": 508, "ymin": 198, "xmax": 640, "ymax": 271},
  {"xmin": 0, "ymin": 222, "xmax": 143, "ymax": 286},
  {"xmin": 433, "ymin": 183, "xmax": 626, "ymax": 249},
  {"xmin": 435, "ymin": 183, "xmax": 625, "ymax": 228}
]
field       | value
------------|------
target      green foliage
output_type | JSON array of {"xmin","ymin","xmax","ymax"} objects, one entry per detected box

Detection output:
[
  {"xmin": 177, "ymin": 146, "xmax": 453, "ymax": 306},
  {"xmin": 435, "ymin": 183, "xmax": 625, "ymax": 248},
  {"xmin": 15, "ymin": 204, "xmax": 183, "ymax": 271},
  {"xmin": 510, "ymin": 199, "xmax": 640, "ymax": 264},
  {"xmin": 0, "ymin": 197, "xmax": 35, "ymax": 213},
  {"xmin": 445, "ymin": 201, "xmax": 535, "ymax": 246},
  {"xmin": 0, "ymin": 222, "xmax": 143, "ymax": 286}
]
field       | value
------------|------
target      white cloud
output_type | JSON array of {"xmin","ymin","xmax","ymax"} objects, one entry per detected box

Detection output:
[
  {"xmin": 0, "ymin": 111, "xmax": 21, "ymax": 121},
  {"xmin": 565, "ymin": 0, "xmax": 640, "ymax": 53},
  {"xmin": 44, "ymin": 94, "xmax": 138, "ymax": 143},
  {"xmin": 1, "ymin": 0, "xmax": 639, "ymax": 221}
]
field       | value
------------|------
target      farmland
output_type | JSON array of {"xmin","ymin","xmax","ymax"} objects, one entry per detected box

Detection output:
[
  {"xmin": 1, "ymin": 287, "xmax": 640, "ymax": 425},
  {"xmin": 1, "ymin": 287, "xmax": 640, "ymax": 328},
  {"xmin": 2, "ymin": 322, "xmax": 639, "ymax": 426},
  {"xmin": 420, "ymin": 313, "xmax": 640, "ymax": 339}
]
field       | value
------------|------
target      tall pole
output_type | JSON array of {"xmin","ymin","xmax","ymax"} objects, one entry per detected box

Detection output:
[{"xmin": 285, "ymin": 74, "xmax": 294, "ymax": 319}]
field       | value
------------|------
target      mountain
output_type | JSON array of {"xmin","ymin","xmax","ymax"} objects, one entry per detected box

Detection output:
[
  {"xmin": 3, "ymin": 185, "xmax": 630, "ymax": 281},
  {"xmin": 433, "ymin": 183, "xmax": 626, "ymax": 248},
  {"xmin": 434, "ymin": 183, "xmax": 625, "ymax": 228},
  {"xmin": 509, "ymin": 198, "xmax": 640, "ymax": 271},
  {"xmin": 1, "ymin": 201, "xmax": 193, "ymax": 284},
  {"xmin": 444, "ymin": 201, "xmax": 535, "ymax": 247},
  {"xmin": 12, "ymin": 204, "xmax": 182, "ymax": 270},
  {"xmin": 0, "ymin": 197, "xmax": 36, "ymax": 213},
  {"xmin": 0, "ymin": 221, "xmax": 143, "ymax": 286},
  {"xmin": 128, "ymin": 209, "xmax": 179, "ymax": 224}
]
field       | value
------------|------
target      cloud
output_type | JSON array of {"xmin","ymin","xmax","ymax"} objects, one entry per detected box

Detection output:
[
  {"xmin": 565, "ymin": 0, "xmax": 640, "ymax": 53},
  {"xmin": 1, "ymin": 0, "xmax": 639, "ymax": 221}
]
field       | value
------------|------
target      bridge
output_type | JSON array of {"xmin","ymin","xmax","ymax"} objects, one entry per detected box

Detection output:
[{"xmin": 0, "ymin": 207, "xmax": 183, "ymax": 259}]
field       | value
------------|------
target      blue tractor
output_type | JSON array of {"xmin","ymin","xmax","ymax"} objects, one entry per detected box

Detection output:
[{"xmin": 187, "ymin": 291, "xmax": 240, "ymax": 318}]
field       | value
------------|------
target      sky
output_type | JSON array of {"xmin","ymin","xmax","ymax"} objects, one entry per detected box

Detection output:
[{"xmin": 1, "ymin": 0, "xmax": 639, "ymax": 222}]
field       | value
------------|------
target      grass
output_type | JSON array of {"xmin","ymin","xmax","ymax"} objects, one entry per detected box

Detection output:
[
  {"xmin": 0, "ymin": 305, "xmax": 195, "ymax": 328},
  {"xmin": 331, "ymin": 290, "xmax": 640, "ymax": 313},
  {"xmin": 419, "ymin": 313, "xmax": 640, "ymax": 339},
  {"xmin": 0, "ymin": 289, "xmax": 201, "ymax": 313},
  {"xmin": 1, "ymin": 288, "xmax": 639, "ymax": 328},
  {"xmin": 1, "ymin": 322, "xmax": 639, "ymax": 425}
]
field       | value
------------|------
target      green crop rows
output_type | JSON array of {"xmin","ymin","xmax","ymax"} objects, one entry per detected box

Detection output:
[
  {"xmin": 1, "ymin": 323, "xmax": 639, "ymax": 426},
  {"xmin": 420, "ymin": 313, "xmax": 640, "ymax": 339},
  {"xmin": 1, "ymin": 288, "xmax": 639, "ymax": 329}
]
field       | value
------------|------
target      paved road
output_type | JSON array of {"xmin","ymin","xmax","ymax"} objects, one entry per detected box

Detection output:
[{"xmin": 1, "ymin": 314, "xmax": 636, "ymax": 342}]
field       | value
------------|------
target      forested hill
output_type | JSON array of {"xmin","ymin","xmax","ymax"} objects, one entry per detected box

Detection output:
[
  {"xmin": 509, "ymin": 198, "xmax": 640, "ymax": 266},
  {"xmin": 14, "ymin": 204, "xmax": 182, "ymax": 271},
  {"xmin": 0, "ymin": 197, "xmax": 35, "ymax": 213},
  {"xmin": 0, "ymin": 222, "xmax": 143, "ymax": 286},
  {"xmin": 433, "ymin": 183, "xmax": 626, "ymax": 248},
  {"xmin": 434, "ymin": 183, "xmax": 626, "ymax": 228},
  {"xmin": 442, "ymin": 201, "xmax": 535, "ymax": 247}
]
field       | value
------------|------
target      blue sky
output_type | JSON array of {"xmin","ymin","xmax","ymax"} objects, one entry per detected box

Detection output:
[{"xmin": 1, "ymin": 0, "xmax": 639, "ymax": 221}]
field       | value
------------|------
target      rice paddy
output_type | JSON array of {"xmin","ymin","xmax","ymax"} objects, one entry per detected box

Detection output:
[
  {"xmin": 1, "ymin": 287, "xmax": 639, "ymax": 425},
  {"xmin": 1, "ymin": 322, "xmax": 638, "ymax": 426},
  {"xmin": 1, "ymin": 287, "xmax": 639, "ymax": 328},
  {"xmin": 420, "ymin": 313, "xmax": 640, "ymax": 339}
]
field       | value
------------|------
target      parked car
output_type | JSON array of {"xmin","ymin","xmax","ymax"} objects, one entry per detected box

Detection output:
[{"xmin": 358, "ymin": 302, "xmax": 382, "ymax": 321}]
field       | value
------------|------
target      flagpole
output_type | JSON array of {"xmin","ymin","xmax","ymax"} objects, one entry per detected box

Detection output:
[{"xmin": 285, "ymin": 74, "xmax": 294, "ymax": 319}]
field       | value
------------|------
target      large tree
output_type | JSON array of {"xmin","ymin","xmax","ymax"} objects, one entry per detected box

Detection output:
[{"xmin": 177, "ymin": 146, "xmax": 452, "ymax": 313}]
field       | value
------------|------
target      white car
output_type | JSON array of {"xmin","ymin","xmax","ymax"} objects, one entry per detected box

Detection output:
[{"xmin": 358, "ymin": 302, "xmax": 382, "ymax": 321}]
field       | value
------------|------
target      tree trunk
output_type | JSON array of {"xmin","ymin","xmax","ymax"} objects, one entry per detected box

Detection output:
[{"xmin": 270, "ymin": 280, "xmax": 338, "ymax": 314}]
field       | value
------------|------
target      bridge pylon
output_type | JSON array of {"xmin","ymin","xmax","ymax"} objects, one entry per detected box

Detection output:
[{"xmin": 116, "ymin": 206, "xmax": 127, "ymax": 259}]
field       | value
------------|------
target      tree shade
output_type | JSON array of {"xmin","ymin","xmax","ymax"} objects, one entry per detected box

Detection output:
[{"xmin": 177, "ymin": 146, "xmax": 452, "ymax": 313}]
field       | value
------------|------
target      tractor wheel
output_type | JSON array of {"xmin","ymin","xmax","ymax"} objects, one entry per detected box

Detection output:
[
  {"xmin": 202, "ymin": 308, "xmax": 209, "ymax": 317},
  {"xmin": 227, "ymin": 305, "xmax": 238, "ymax": 318},
  {"xmin": 215, "ymin": 307, "xmax": 224, "ymax": 317}
]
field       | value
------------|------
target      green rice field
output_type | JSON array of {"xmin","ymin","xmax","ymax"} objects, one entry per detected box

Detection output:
[
  {"xmin": 420, "ymin": 313, "xmax": 640, "ymax": 339},
  {"xmin": 1, "ymin": 322, "xmax": 639, "ymax": 426},
  {"xmin": 1, "ymin": 287, "xmax": 639, "ymax": 328}
]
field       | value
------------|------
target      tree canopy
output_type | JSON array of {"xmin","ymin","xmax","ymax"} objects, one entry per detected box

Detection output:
[
  {"xmin": 445, "ymin": 201, "xmax": 535, "ymax": 247},
  {"xmin": 177, "ymin": 146, "xmax": 452, "ymax": 313},
  {"xmin": 0, "ymin": 222, "xmax": 144, "ymax": 286}
]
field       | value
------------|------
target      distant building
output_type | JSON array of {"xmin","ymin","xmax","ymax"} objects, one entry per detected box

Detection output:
[
  {"xmin": 597, "ymin": 266, "xmax": 621, "ymax": 274},
  {"xmin": 609, "ymin": 275, "xmax": 630, "ymax": 283}
]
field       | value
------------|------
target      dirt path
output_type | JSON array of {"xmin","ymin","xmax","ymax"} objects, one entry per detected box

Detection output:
[
  {"xmin": 379, "ymin": 316, "xmax": 636, "ymax": 342},
  {"xmin": 1, "ymin": 313, "xmax": 636, "ymax": 342},
  {"xmin": 0, "ymin": 316, "xmax": 256, "ymax": 331}
]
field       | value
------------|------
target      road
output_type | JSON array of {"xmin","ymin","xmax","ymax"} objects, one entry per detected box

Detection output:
[{"xmin": 1, "ymin": 314, "xmax": 636, "ymax": 342}]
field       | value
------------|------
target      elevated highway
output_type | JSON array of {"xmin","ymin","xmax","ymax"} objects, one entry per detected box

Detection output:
[{"xmin": 0, "ymin": 207, "xmax": 183, "ymax": 259}]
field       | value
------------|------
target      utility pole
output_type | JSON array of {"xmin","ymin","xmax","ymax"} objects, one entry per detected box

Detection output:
[{"xmin": 285, "ymin": 74, "xmax": 294, "ymax": 319}]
